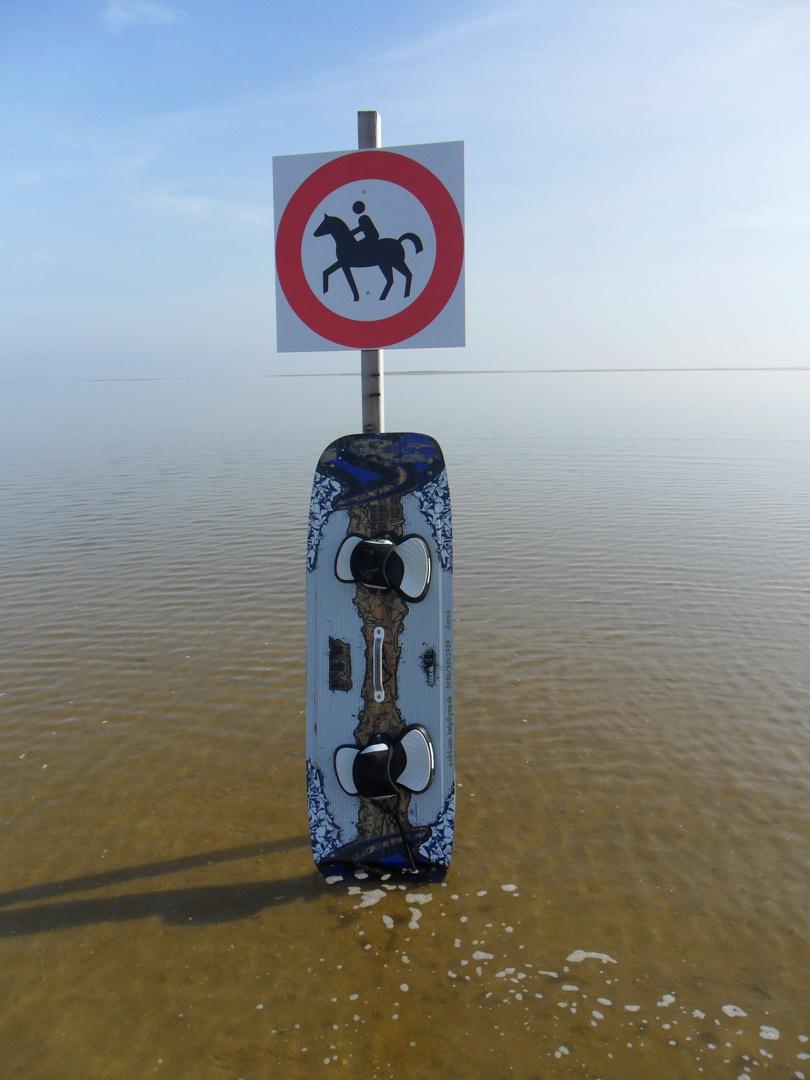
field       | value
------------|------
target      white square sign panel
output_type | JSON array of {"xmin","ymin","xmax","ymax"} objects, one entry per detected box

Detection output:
[{"xmin": 273, "ymin": 141, "xmax": 464, "ymax": 352}]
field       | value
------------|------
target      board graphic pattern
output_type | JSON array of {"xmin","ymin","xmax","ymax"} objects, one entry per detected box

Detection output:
[{"xmin": 306, "ymin": 433, "xmax": 454, "ymax": 879}]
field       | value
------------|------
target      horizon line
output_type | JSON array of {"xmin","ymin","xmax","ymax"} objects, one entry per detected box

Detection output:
[{"xmin": 4, "ymin": 366, "xmax": 810, "ymax": 385}]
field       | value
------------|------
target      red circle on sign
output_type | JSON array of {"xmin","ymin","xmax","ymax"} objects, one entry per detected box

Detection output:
[{"xmin": 276, "ymin": 150, "xmax": 464, "ymax": 349}]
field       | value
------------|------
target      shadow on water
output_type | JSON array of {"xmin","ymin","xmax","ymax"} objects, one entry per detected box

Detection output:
[
  {"xmin": 0, "ymin": 837, "xmax": 310, "ymax": 909},
  {"xmin": 0, "ymin": 836, "xmax": 316, "ymax": 938}
]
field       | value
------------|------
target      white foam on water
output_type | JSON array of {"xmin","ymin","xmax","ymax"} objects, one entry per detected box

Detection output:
[
  {"xmin": 598, "ymin": 998, "xmax": 612, "ymax": 1006},
  {"xmin": 501, "ymin": 883, "xmax": 517, "ymax": 892},
  {"xmin": 562, "ymin": 984, "xmax": 579, "ymax": 992},
  {"xmin": 400, "ymin": 983, "xmax": 409, "ymax": 992},
  {"xmin": 406, "ymin": 892, "xmax": 432, "ymax": 905},
  {"xmin": 381, "ymin": 915, "xmax": 394, "ymax": 929},
  {"xmin": 554, "ymin": 1045, "xmax": 570, "ymax": 1058},
  {"xmin": 325, "ymin": 876, "xmax": 342, "ymax": 885},
  {"xmin": 354, "ymin": 889, "xmax": 387, "ymax": 909},
  {"xmin": 759, "ymin": 1026, "xmax": 779, "ymax": 1040},
  {"xmin": 657, "ymin": 994, "xmax": 676, "ymax": 1007},
  {"xmin": 625, "ymin": 1005, "xmax": 641, "ymax": 1012},
  {"xmin": 408, "ymin": 907, "xmax": 422, "ymax": 930},
  {"xmin": 538, "ymin": 970, "xmax": 559, "ymax": 979},
  {"xmin": 722, "ymin": 1005, "xmax": 748, "ymax": 1018},
  {"xmin": 567, "ymin": 950, "xmax": 617, "ymax": 965},
  {"xmin": 473, "ymin": 951, "xmax": 493, "ymax": 961},
  {"xmin": 476, "ymin": 890, "xmax": 487, "ymax": 897}
]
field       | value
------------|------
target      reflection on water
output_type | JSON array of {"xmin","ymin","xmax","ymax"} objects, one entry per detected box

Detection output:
[{"xmin": 1, "ymin": 375, "xmax": 809, "ymax": 1079}]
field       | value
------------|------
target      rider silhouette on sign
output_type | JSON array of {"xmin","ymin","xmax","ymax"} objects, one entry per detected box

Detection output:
[
  {"xmin": 314, "ymin": 201, "xmax": 423, "ymax": 302},
  {"xmin": 350, "ymin": 201, "xmax": 379, "ymax": 244}
]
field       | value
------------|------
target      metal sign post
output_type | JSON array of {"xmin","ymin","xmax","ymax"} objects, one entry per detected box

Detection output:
[{"xmin": 358, "ymin": 110, "xmax": 384, "ymax": 434}]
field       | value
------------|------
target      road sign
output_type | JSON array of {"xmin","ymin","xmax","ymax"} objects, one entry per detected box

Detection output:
[{"xmin": 273, "ymin": 141, "xmax": 464, "ymax": 352}]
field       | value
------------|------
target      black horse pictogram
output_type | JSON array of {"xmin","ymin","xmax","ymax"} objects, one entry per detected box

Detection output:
[{"xmin": 313, "ymin": 209, "xmax": 423, "ymax": 302}]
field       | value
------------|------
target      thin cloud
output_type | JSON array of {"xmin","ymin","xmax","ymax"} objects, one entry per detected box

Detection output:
[
  {"xmin": 5, "ymin": 169, "xmax": 45, "ymax": 185},
  {"xmin": 229, "ymin": 205, "xmax": 273, "ymax": 228},
  {"xmin": 144, "ymin": 190, "xmax": 213, "ymax": 216},
  {"xmin": 708, "ymin": 206, "xmax": 810, "ymax": 231},
  {"xmin": 103, "ymin": 1, "xmax": 186, "ymax": 33},
  {"xmin": 142, "ymin": 189, "xmax": 272, "ymax": 227}
]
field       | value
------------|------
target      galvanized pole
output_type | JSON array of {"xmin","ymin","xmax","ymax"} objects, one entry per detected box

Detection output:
[{"xmin": 358, "ymin": 110, "xmax": 384, "ymax": 434}]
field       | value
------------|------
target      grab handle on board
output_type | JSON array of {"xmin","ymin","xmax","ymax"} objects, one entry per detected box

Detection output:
[{"xmin": 373, "ymin": 626, "xmax": 385, "ymax": 702}]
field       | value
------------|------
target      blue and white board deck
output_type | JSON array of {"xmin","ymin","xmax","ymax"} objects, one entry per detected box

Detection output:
[{"xmin": 306, "ymin": 432, "xmax": 454, "ymax": 880}]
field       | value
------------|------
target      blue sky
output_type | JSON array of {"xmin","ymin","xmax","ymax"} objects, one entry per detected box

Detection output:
[{"xmin": 2, "ymin": 0, "xmax": 809, "ymax": 379}]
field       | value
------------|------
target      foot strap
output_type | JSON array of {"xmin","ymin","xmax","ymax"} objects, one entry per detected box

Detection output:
[
  {"xmin": 334, "ymin": 726, "xmax": 435, "ymax": 800},
  {"xmin": 335, "ymin": 535, "xmax": 431, "ymax": 602}
]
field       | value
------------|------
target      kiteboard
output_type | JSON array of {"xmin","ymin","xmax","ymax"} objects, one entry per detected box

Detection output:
[{"xmin": 306, "ymin": 432, "xmax": 454, "ymax": 880}]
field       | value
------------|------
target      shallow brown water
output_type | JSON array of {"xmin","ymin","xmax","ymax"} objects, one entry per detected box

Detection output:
[{"xmin": 1, "ymin": 374, "xmax": 809, "ymax": 1079}]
